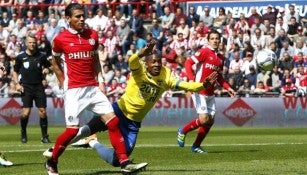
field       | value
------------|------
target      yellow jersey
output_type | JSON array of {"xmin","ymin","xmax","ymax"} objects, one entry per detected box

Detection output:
[{"xmin": 117, "ymin": 54, "xmax": 205, "ymax": 122}]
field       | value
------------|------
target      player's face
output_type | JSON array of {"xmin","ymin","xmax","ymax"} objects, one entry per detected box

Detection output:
[
  {"xmin": 208, "ymin": 33, "xmax": 220, "ymax": 50},
  {"xmin": 67, "ymin": 9, "xmax": 85, "ymax": 32},
  {"xmin": 147, "ymin": 56, "xmax": 162, "ymax": 76}
]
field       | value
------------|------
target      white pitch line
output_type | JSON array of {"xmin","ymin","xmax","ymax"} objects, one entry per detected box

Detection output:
[{"xmin": 2, "ymin": 142, "xmax": 306, "ymax": 153}]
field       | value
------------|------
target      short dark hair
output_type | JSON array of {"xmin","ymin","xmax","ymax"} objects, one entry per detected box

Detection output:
[
  {"xmin": 207, "ymin": 29, "xmax": 221, "ymax": 41},
  {"xmin": 65, "ymin": 3, "xmax": 84, "ymax": 17}
]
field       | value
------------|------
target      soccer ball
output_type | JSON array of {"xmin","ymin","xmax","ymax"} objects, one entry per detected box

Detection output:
[{"xmin": 255, "ymin": 49, "xmax": 277, "ymax": 71}]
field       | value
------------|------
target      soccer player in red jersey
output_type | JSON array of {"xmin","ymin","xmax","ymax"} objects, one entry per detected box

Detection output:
[
  {"xmin": 45, "ymin": 3, "xmax": 146, "ymax": 175},
  {"xmin": 177, "ymin": 30, "xmax": 235, "ymax": 153}
]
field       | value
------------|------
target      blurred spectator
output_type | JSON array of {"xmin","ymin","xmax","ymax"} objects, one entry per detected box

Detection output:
[
  {"xmin": 186, "ymin": 6, "xmax": 199, "ymax": 28},
  {"xmin": 275, "ymin": 16, "xmax": 288, "ymax": 34},
  {"xmin": 269, "ymin": 41, "xmax": 281, "ymax": 59},
  {"xmin": 0, "ymin": 11, "xmax": 10, "ymax": 28},
  {"xmin": 162, "ymin": 41, "xmax": 176, "ymax": 63},
  {"xmin": 278, "ymin": 51, "xmax": 295, "ymax": 73},
  {"xmin": 11, "ymin": 19, "xmax": 27, "ymax": 42},
  {"xmin": 250, "ymin": 16, "xmax": 265, "ymax": 35},
  {"xmin": 275, "ymin": 28, "xmax": 292, "ymax": 49},
  {"xmin": 104, "ymin": 30, "xmax": 120, "ymax": 64},
  {"xmin": 262, "ymin": 5, "xmax": 278, "ymax": 26},
  {"xmin": 7, "ymin": 12, "xmax": 17, "ymax": 32},
  {"xmin": 237, "ymin": 78, "xmax": 255, "ymax": 97},
  {"xmin": 250, "ymin": 28, "xmax": 265, "ymax": 50},
  {"xmin": 102, "ymin": 64, "xmax": 115, "ymax": 85},
  {"xmin": 293, "ymin": 26, "xmax": 307, "ymax": 44},
  {"xmin": 287, "ymin": 17, "xmax": 301, "ymax": 41},
  {"xmin": 212, "ymin": 7, "xmax": 226, "ymax": 31},
  {"xmin": 253, "ymin": 81, "xmax": 270, "ymax": 95},
  {"xmin": 234, "ymin": 13, "xmax": 249, "ymax": 34},
  {"xmin": 114, "ymin": 54, "xmax": 129, "ymax": 75},
  {"xmin": 279, "ymin": 40, "xmax": 295, "ymax": 59},
  {"xmin": 170, "ymin": 32, "xmax": 188, "ymax": 56},
  {"xmin": 280, "ymin": 78, "xmax": 297, "ymax": 97},
  {"xmin": 85, "ymin": 9, "xmax": 95, "ymax": 28},
  {"xmin": 195, "ymin": 20, "xmax": 210, "ymax": 39},
  {"xmin": 248, "ymin": 7, "xmax": 262, "ymax": 28},
  {"xmin": 105, "ymin": 17, "xmax": 118, "ymax": 36},
  {"xmin": 281, "ymin": 69, "xmax": 296, "ymax": 86},
  {"xmin": 132, "ymin": 32, "xmax": 147, "ymax": 50},
  {"xmin": 57, "ymin": 10, "xmax": 68, "ymax": 29},
  {"xmin": 155, "ymin": 0, "xmax": 170, "ymax": 18},
  {"xmin": 113, "ymin": 69, "xmax": 127, "ymax": 84},
  {"xmin": 265, "ymin": 27, "xmax": 277, "ymax": 49},
  {"xmin": 37, "ymin": 34, "xmax": 52, "ymax": 57},
  {"xmin": 241, "ymin": 52, "xmax": 257, "ymax": 75},
  {"xmin": 107, "ymin": 78, "xmax": 125, "ymax": 99},
  {"xmin": 292, "ymin": 52, "xmax": 306, "ymax": 74},
  {"xmin": 128, "ymin": 9, "xmax": 144, "ymax": 37},
  {"xmin": 25, "ymin": 10, "xmax": 37, "ymax": 27},
  {"xmin": 257, "ymin": 69, "xmax": 270, "ymax": 87},
  {"xmin": 126, "ymin": 42, "xmax": 137, "ymax": 57},
  {"xmin": 45, "ymin": 18, "xmax": 60, "ymax": 42},
  {"xmin": 262, "ymin": 19, "xmax": 274, "ymax": 35},
  {"xmin": 6, "ymin": 34, "xmax": 19, "ymax": 56},
  {"xmin": 173, "ymin": 6, "xmax": 187, "ymax": 29},
  {"xmin": 294, "ymin": 65, "xmax": 307, "ymax": 96},
  {"xmin": 116, "ymin": 19, "xmax": 130, "ymax": 54},
  {"xmin": 200, "ymin": 6, "xmax": 213, "ymax": 28},
  {"xmin": 229, "ymin": 66, "xmax": 244, "ymax": 91},
  {"xmin": 175, "ymin": 18, "xmax": 189, "ymax": 40},
  {"xmin": 228, "ymin": 51, "xmax": 243, "ymax": 74},
  {"xmin": 92, "ymin": 8, "xmax": 108, "ymax": 31},
  {"xmin": 294, "ymin": 39, "xmax": 307, "ymax": 56},
  {"xmin": 160, "ymin": 6, "xmax": 174, "ymax": 31},
  {"xmin": 268, "ymin": 65, "xmax": 282, "ymax": 93},
  {"xmin": 285, "ymin": 4, "xmax": 300, "ymax": 23},
  {"xmin": 0, "ymin": 24, "xmax": 9, "ymax": 47},
  {"xmin": 148, "ymin": 18, "xmax": 164, "ymax": 51}
]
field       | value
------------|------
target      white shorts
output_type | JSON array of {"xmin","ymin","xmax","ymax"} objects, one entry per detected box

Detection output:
[
  {"xmin": 64, "ymin": 86, "xmax": 114, "ymax": 125},
  {"xmin": 192, "ymin": 93, "xmax": 216, "ymax": 116}
]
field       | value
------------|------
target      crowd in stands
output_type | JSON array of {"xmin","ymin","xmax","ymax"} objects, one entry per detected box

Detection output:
[{"xmin": 0, "ymin": 1, "xmax": 307, "ymax": 100}]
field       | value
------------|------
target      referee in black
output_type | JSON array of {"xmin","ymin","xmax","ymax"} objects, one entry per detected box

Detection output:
[{"xmin": 12, "ymin": 34, "xmax": 51, "ymax": 143}]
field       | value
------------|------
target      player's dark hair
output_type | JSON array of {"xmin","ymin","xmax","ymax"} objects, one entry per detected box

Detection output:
[
  {"xmin": 207, "ymin": 29, "xmax": 221, "ymax": 40},
  {"xmin": 65, "ymin": 3, "xmax": 84, "ymax": 17}
]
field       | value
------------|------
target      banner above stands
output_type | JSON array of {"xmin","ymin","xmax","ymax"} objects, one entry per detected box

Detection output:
[{"xmin": 186, "ymin": 0, "xmax": 307, "ymax": 18}]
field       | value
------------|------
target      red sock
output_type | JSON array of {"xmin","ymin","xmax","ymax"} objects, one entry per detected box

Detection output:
[
  {"xmin": 52, "ymin": 127, "xmax": 79, "ymax": 162},
  {"xmin": 106, "ymin": 116, "xmax": 128, "ymax": 164},
  {"xmin": 193, "ymin": 125, "xmax": 211, "ymax": 147},
  {"xmin": 182, "ymin": 118, "xmax": 201, "ymax": 134}
]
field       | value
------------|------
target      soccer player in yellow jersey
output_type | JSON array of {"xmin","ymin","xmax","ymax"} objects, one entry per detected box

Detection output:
[{"xmin": 44, "ymin": 40, "xmax": 218, "ymax": 168}]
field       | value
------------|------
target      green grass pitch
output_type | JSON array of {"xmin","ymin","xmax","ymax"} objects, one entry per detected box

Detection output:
[{"xmin": 0, "ymin": 126, "xmax": 306, "ymax": 175}]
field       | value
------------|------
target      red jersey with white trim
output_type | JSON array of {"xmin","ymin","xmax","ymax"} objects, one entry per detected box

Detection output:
[
  {"xmin": 52, "ymin": 28, "xmax": 99, "ymax": 90},
  {"xmin": 185, "ymin": 46, "xmax": 230, "ymax": 96}
]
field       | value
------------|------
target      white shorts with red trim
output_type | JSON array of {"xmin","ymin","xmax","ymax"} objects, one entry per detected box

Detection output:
[
  {"xmin": 192, "ymin": 93, "xmax": 216, "ymax": 116},
  {"xmin": 64, "ymin": 86, "xmax": 113, "ymax": 125}
]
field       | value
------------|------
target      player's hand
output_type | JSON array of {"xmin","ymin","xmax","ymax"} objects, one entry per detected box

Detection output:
[
  {"xmin": 203, "ymin": 72, "xmax": 218, "ymax": 88},
  {"xmin": 228, "ymin": 88, "xmax": 236, "ymax": 98},
  {"xmin": 16, "ymin": 83, "xmax": 24, "ymax": 93},
  {"xmin": 138, "ymin": 40, "xmax": 156, "ymax": 58},
  {"xmin": 99, "ymin": 82, "xmax": 107, "ymax": 95}
]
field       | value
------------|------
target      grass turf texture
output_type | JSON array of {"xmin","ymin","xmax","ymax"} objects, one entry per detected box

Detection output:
[{"xmin": 0, "ymin": 126, "xmax": 306, "ymax": 175}]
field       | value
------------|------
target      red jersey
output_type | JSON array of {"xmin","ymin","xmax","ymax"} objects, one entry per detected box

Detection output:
[
  {"xmin": 185, "ymin": 47, "xmax": 230, "ymax": 96},
  {"xmin": 53, "ymin": 28, "xmax": 99, "ymax": 90}
]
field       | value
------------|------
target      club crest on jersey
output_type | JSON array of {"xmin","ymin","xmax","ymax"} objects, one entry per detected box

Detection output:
[
  {"xmin": 195, "ymin": 51, "xmax": 200, "ymax": 56},
  {"xmin": 89, "ymin": 39, "xmax": 95, "ymax": 46},
  {"xmin": 23, "ymin": 62, "xmax": 29, "ymax": 69}
]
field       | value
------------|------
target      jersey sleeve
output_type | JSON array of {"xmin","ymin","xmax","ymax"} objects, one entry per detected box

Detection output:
[
  {"xmin": 13, "ymin": 55, "xmax": 22, "ymax": 72},
  {"xmin": 52, "ymin": 35, "xmax": 63, "ymax": 57},
  {"xmin": 128, "ymin": 54, "xmax": 142, "ymax": 71},
  {"xmin": 165, "ymin": 67, "xmax": 204, "ymax": 92}
]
